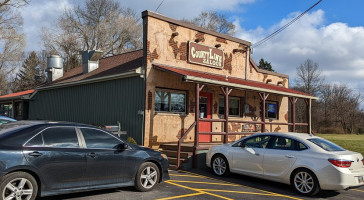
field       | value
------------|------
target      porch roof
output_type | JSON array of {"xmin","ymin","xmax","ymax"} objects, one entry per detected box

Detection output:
[
  {"xmin": 153, "ymin": 64, "xmax": 317, "ymax": 100},
  {"xmin": 0, "ymin": 89, "xmax": 34, "ymax": 101}
]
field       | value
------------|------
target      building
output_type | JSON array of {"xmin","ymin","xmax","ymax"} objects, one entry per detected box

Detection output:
[
  {"xmin": 2, "ymin": 11, "xmax": 316, "ymax": 160},
  {"xmin": 0, "ymin": 89, "xmax": 34, "ymax": 120}
]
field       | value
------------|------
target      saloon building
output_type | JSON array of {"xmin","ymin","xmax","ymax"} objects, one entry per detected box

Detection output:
[{"xmin": 1, "ymin": 11, "xmax": 317, "ymax": 166}]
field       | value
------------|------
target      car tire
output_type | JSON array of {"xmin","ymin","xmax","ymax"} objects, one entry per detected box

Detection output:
[
  {"xmin": 0, "ymin": 171, "xmax": 38, "ymax": 200},
  {"xmin": 291, "ymin": 169, "xmax": 320, "ymax": 196},
  {"xmin": 211, "ymin": 155, "xmax": 230, "ymax": 176},
  {"xmin": 135, "ymin": 162, "xmax": 160, "ymax": 192}
]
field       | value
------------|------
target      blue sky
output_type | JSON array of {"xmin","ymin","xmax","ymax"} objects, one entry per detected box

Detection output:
[{"xmin": 19, "ymin": 0, "xmax": 364, "ymax": 94}]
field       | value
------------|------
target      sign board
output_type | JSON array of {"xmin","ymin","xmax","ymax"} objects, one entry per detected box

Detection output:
[{"xmin": 188, "ymin": 41, "xmax": 224, "ymax": 69}]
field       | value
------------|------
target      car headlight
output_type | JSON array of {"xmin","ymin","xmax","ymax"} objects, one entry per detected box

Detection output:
[{"xmin": 161, "ymin": 153, "xmax": 168, "ymax": 159}]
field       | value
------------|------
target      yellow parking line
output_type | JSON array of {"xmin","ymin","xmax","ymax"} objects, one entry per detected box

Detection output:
[
  {"xmin": 200, "ymin": 189, "xmax": 303, "ymax": 200},
  {"xmin": 170, "ymin": 174, "xmax": 201, "ymax": 178},
  {"xmin": 155, "ymin": 192, "xmax": 203, "ymax": 200},
  {"xmin": 164, "ymin": 180, "xmax": 234, "ymax": 200},
  {"xmin": 178, "ymin": 170, "xmax": 302, "ymax": 200},
  {"xmin": 352, "ymin": 189, "xmax": 364, "ymax": 193},
  {"xmin": 169, "ymin": 180, "xmax": 241, "ymax": 186}
]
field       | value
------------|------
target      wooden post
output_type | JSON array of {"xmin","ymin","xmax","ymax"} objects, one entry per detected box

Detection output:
[
  {"xmin": 259, "ymin": 93, "xmax": 269, "ymax": 133},
  {"xmin": 220, "ymin": 87, "xmax": 231, "ymax": 144},
  {"xmin": 305, "ymin": 99, "xmax": 312, "ymax": 134},
  {"xmin": 193, "ymin": 83, "xmax": 200, "ymax": 168},
  {"xmin": 289, "ymin": 97, "xmax": 298, "ymax": 132}
]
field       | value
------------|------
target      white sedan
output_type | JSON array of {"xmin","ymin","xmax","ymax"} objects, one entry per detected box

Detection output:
[{"xmin": 206, "ymin": 132, "xmax": 364, "ymax": 196}]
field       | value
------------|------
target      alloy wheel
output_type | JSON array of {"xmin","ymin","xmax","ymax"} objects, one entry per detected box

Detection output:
[
  {"xmin": 2, "ymin": 178, "xmax": 34, "ymax": 200},
  {"xmin": 140, "ymin": 166, "xmax": 158, "ymax": 189},
  {"xmin": 294, "ymin": 171, "xmax": 314, "ymax": 194},
  {"xmin": 213, "ymin": 157, "xmax": 227, "ymax": 176}
]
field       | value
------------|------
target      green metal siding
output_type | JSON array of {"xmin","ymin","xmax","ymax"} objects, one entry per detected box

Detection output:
[{"xmin": 29, "ymin": 76, "xmax": 145, "ymax": 144}]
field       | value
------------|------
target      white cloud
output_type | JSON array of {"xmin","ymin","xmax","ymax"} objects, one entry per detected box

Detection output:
[{"xmin": 237, "ymin": 9, "xmax": 364, "ymax": 88}]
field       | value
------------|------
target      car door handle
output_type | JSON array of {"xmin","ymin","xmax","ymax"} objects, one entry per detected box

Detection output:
[
  {"xmin": 87, "ymin": 152, "xmax": 97, "ymax": 158},
  {"xmin": 28, "ymin": 151, "xmax": 43, "ymax": 157},
  {"xmin": 285, "ymin": 155, "xmax": 295, "ymax": 158}
]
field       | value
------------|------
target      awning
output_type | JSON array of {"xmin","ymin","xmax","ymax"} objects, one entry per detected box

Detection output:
[
  {"xmin": 0, "ymin": 89, "xmax": 34, "ymax": 101},
  {"xmin": 153, "ymin": 64, "xmax": 317, "ymax": 100}
]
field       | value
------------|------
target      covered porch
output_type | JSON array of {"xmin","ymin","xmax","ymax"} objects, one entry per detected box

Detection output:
[{"xmin": 153, "ymin": 64, "xmax": 317, "ymax": 169}]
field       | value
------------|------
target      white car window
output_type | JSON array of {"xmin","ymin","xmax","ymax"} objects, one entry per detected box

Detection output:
[{"xmin": 242, "ymin": 135, "xmax": 271, "ymax": 148}]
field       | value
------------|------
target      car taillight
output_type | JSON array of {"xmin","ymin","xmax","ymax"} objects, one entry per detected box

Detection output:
[{"xmin": 328, "ymin": 159, "xmax": 353, "ymax": 168}]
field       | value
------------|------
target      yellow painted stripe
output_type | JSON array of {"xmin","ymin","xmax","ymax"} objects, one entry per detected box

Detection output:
[
  {"xmin": 201, "ymin": 189, "xmax": 303, "ymax": 200},
  {"xmin": 169, "ymin": 180, "xmax": 241, "ymax": 186},
  {"xmin": 178, "ymin": 170, "xmax": 302, "ymax": 200},
  {"xmin": 170, "ymin": 174, "xmax": 201, "ymax": 178},
  {"xmin": 352, "ymin": 189, "xmax": 364, "ymax": 193},
  {"xmin": 155, "ymin": 192, "xmax": 203, "ymax": 200}
]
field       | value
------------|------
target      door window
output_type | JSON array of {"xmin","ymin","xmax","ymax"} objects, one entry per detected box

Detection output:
[
  {"xmin": 270, "ymin": 136, "xmax": 295, "ymax": 150},
  {"xmin": 25, "ymin": 134, "xmax": 43, "ymax": 147},
  {"xmin": 41, "ymin": 127, "xmax": 79, "ymax": 148},
  {"xmin": 242, "ymin": 135, "xmax": 271, "ymax": 148},
  {"xmin": 81, "ymin": 128, "xmax": 121, "ymax": 149}
]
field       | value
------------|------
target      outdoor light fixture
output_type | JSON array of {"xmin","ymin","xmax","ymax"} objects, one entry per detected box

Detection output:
[
  {"xmin": 215, "ymin": 44, "xmax": 221, "ymax": 48},
  {"xmin": 277, "ymin": 81, "xmax": 283, "ymax": 86},
  {"xmin": 266, "ymin": 79, "xmax": 272, "ymax": 84},
  {"xmin": 233, "ymin": 48, "xmax": 245, "ymax": 53},
  {"xmin": 195, "ymin": 38, "xmax": 202, "ymax": 43},
  {"xmin": 172, "ymin": 32, "xmax": 179, "ymax": 37}
]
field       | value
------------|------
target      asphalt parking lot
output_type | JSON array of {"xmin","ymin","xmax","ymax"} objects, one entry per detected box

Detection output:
[{"xmin": 40, "ymin": 169, "xmax": 364, "ymax": 200}]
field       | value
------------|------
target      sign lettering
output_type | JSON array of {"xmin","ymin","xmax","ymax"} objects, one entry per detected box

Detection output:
[{"xmin": 188, "ymin": 42, "xmax": 224, "ymax": 68}]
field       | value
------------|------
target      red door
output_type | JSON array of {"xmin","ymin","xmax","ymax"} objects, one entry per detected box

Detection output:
[{"xmin": 199, "ymin": 92, "xmax": 212, "ymax": 143}]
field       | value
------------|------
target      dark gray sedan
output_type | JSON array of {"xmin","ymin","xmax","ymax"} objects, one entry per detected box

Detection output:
[{"xmin": 0, "ymin": 121, "xmax": 169, "ymax": 200}]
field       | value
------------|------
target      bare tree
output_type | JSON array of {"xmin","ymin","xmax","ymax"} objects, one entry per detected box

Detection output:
[
  {"xmin": 41, "ymin": 0, "xmax": 142, "ymax": 71},
  {"xmin": 185, "ymin": 11, "xmax": 236, "ymax": 35},
  {"xmin": 0, "ymin": 0, "xmax": 28, "ymax": 95},
  {"xmin": 295, "ymin": 59, "xmax": 324, "ymax": 96}
]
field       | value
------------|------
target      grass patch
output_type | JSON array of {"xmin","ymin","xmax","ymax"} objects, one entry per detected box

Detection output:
[{"xmin": 317, "ymin": 134, "xmax": 364, "ymax": 155}]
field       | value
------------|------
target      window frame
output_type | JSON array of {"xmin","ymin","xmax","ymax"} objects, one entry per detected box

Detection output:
[
  {"xmin": 265, "ymin": 101, "xmax": 279, "ymax": 120},
  {"xmin": 218, "ymin": 95, "xmax": 242, "ymax": 117},
  {"xmin": 154, "ymin": 88, "xmax": 187, "ymax": 114},
  {"xmin": 23, "ymin": 126, "xmax": 82, "ymax": 149}
]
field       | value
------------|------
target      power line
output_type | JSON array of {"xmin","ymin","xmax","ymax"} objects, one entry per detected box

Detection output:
[
  {"xmin": 155, "ymin": 0, "xmax": 165, "ymax": 12},
  {"xmin": 252, "ymin": 0, "xmax": 323, "ymax": 49}
]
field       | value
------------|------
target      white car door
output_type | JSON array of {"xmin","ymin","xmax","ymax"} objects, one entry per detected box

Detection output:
[
  {"xmin": 231, "ymin": 135, "xmax": 272, "ymax": 178},
  {"xmin": 263, "ymin": 136, "xmax": 299, "ymax": 181}
]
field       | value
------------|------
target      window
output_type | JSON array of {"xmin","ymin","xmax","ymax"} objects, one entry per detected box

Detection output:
[
  {"xmin": 242, "ymin": 135, "xmax": 271, "ymax": 148},
  {"xmin": 219, "ymin": 96, "xmax": 240, "ymax": 117},
  {"xmin": 298, "ymin": 142, "xmax": 308, "ymax": 151},
  {"xmin": 270, "ymin": 136, "xmax": 295, "ymax": 150},
  {"xmin": 308, "ymin": 138, "xmax": 345, "ymax": 151},
  {"xmin": 155, "ymin": 89, "xmax": 186, "ymax": 113},
  {"xmin": 42, "ymin": 127, "xmax": 79, "ymax": 148},
  {"xmin": 26, "ymin": 134, "xmax": 43, "ymax": 147},
  {"xmin": 266, "ymin": 101, "xmax": 278, "ymax": 119},
  {"xmin": 81, "ymin": 128, "xmax": 121, "ymax": 149}
]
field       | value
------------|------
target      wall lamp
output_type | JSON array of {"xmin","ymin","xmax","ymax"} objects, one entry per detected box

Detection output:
[
  {"xmin": 172, "ymin": 32, "xmax": 179, "ymax": 37},
  {"xmin": 233, "ymin": 48, "xmax": 246, "ymax": 53},
  {"xmin": 195, "ymin": 38, "xmax": 203, "ymax": 43},
  {"xmin": 266, "ymin": 79, "xmax": 272, "ymax": 84},
  {"xmin": 215, "ymin": 44, "xmax": 221, "ymax": 48}
]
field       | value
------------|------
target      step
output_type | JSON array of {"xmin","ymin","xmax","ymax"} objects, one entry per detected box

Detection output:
[
  {"xmin": 167, "ymin": 157, "xmax": 190, "ymax": 165},
  {"xmin": 162, "ymin": 150, "xmax": 192, "ymax": 158},
  {"xmin": 168, "ymin": 164, "xmax": 178, "ymax": 170},
  {"xmin": 159, "ymin": 144, "xmax": 194, "ymax": 152}
]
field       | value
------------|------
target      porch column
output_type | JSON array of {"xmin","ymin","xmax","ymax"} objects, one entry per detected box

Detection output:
[
  {"xmin": 259, "ymin": 93, "xmax": 269, "ymax": 132},
  {"xmin": 221, "ymin": 87, "xmax": 232, "ymax": 144},
  {"xmin": 193, "ymin": 83, "xmax": 204, "ymax": 168},
  {"xmin": 11, "ymin": 100, "xmax": 15, "ymax": 119},
  {"xmin": 289, "ymin": 97, "xmax": 298, "ymax": 132},
  {"xmin": 305, "ymin": 99, "xmax": 312, "ymax": 134}
]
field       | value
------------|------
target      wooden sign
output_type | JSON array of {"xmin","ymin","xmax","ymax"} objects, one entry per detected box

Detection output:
[{"xmin": 188, "ymin": 41, "xmax": 224, "ymax": 69}]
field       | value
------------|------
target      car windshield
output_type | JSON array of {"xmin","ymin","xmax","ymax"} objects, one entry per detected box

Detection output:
[{"xmin": 307, "ymin": 138, "xmax": 345, "ymax": 151}]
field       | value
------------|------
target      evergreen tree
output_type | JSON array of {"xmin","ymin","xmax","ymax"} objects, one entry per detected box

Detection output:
[
  {"xmin": 258, "ymin": 58, "xmax": 275, "ymax": 72},
  {"xmin": 13, "ymin": 51, "xmax": 45, "ymax": 92}
]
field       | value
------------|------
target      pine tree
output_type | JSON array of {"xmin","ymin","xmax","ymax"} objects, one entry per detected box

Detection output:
[
  {"xmin": 13, "ymin": 51, "xmax": 45, "ymax": 92},
  {"xmin": 258, "ymin": 58, "xmax": 275, "ymax": 72}
]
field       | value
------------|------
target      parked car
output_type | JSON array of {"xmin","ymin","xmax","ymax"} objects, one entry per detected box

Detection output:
[
  {"xmin": 206, "ymin": 132, "xmax": 364, "ymax": 196},
  {"xmin": 0, "ymin": 121, "xmax": 169, "ymax": 200},
  {"xmin": 0, "ymin": 116, "xmax": 16, "ymax": 125}
]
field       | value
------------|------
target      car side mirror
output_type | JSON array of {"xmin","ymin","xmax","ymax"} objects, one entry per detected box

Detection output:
[{"xmin": 118, "ymin": 143, "xmax": 129, "ymax": 150}]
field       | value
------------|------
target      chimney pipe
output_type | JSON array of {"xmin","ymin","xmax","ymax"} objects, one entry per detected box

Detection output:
[
  {"xmin": 46, "ymin": 55, "xmax": 63, "ymax": 82},
  {"xmin": 82, "ymin": 50, "xmax": 103, "ymax": 74}
]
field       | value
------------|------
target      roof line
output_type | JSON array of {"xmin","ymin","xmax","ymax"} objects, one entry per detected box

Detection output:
[
  {"xmin": 36, "ymin": 68, "xmax": 143, "ymax": 91},
  {"xmin": 142, "ymin": 10, "xmax": 251, "ymax": 47},
  {"xmin": 250, "ymin": 59, "xmax": 289, "ymax": 78}
]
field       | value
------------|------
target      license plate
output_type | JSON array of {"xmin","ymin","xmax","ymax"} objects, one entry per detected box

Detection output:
[{"xmin": 358, "ymin": 176, "xmax": 364, "ymax": 184}]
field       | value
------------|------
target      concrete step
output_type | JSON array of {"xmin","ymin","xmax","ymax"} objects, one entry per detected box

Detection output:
[{"xmin": 162, "ymin": 150, "xmax": 192, "ymax": 159}]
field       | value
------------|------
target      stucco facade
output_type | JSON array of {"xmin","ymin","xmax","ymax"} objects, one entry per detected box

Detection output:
[{"xmin": 142, "ymin": 11, "xmax": 297, "ymax": 148}]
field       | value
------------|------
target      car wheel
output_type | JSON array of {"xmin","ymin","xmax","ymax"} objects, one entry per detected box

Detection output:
[
  {"xmin": 135, "ymin": 162, "xmax": 160, "ymax": 192},
  {"xmin": 291, "ymin": 169, "xmax": 320, "ymax": 196},
  {"xmin": 211, "ymin": 155, "xmax": 230, "ymax": 176},
  {"xmin": 0, "ymin": 172, "xmax": 38, "ymax": 200}
]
